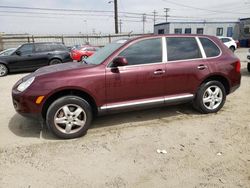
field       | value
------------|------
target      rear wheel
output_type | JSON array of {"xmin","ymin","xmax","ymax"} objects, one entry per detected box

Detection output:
[
  {"xmin": 247, "ymin": 63, "xmax": 250, "ymax": 72},
  {"xmin": 0, "ymin": 64, "xmax": 8, "ymax": 77},
  {"xmin": 229, "ymin": 46, "xmax": 235, "ymax": 52},
  {"xmin": 49, "ymin": 59, "xmax": 62, "ymax": 65},
  {"xmin": 46, "ymin": 96, "xmax": 93, "ymax": 139},
  {"xmin": 81, "ymin": 55, "xmax": 88, "ymax": 61},
  {"xmin": 193, "ymin": 81, "xmax": 226, "ymax": 114}
]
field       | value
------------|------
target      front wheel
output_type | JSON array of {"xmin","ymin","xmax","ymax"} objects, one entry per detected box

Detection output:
[
  {"xmin": 46, "ymin": 96, "xmax": 93, "ymax": 139},
  {"xmin": 193, "ymin": 81, "xmax": 226, "ymax": 114},
  {"xmin": 0, "ymin": 64, "xmax": 8, "ymax": 77},
  {"xmin": 247, "ymin": 63, "xmax": 250, "ymax": 72}
]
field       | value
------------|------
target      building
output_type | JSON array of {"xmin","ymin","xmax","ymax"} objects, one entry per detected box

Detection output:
[{"xmin": 154, "ymin": 18, "xmax": 250, "ymax": 41}]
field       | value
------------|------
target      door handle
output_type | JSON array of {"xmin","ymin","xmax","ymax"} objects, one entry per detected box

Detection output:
[
  {"xmin": 197, "ymin": 65, "xmax": 208, "ymax": 70},
  {"xmin": 154, "ymin": 69, "xmax": 165, "ymax": 75}
]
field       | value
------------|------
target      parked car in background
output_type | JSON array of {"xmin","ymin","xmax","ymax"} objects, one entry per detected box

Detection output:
[
  {"xmin": 0, "ymin": 42, "xmax": 72, "ymax": 76},
  {"xmin": 247, "ymin": 49, "xmax": 250, "ymax": 72},
  {"xmin": 219, "ymin": 37, "xmax": 238, "ymax": 52},
  {"xmin": 71, "ymin": 46, "xmax": 100, "ymax": 62},
  {"xmin": 0, "ymin": 48, "xmax": 16, "ymax": 56},
  {"xmin": 12, "ymin": 34, "xmax": 241, "ymax": 139}
]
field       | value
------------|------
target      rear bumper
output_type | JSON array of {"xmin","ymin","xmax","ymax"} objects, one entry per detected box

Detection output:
[{"xmin": 230, "ymin": 84, "xmax": 240, "ymax": 94}]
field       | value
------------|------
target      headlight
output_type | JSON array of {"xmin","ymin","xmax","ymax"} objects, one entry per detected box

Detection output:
[{"xmin": 17, "ymin": 77, "xmax": 35, "ymax": 92}]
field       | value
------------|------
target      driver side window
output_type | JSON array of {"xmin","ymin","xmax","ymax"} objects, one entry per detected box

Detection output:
[
  {"xmin": 18, "ymin": 44, "xmax": 33, "ymax": 55},
  {"xmin": 118, "ymin": 38, "xmax": 162, "ymax": 66}
]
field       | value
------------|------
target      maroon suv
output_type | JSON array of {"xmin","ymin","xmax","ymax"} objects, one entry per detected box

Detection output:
[{"xmin": 12, "ymin": 34, "xmax": 241, "ymax": 139}]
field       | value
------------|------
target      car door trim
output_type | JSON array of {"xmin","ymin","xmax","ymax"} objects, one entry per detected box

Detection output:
[{"xmin": 99, "ymin": 94, "xmax": 194, "ymax": 112}]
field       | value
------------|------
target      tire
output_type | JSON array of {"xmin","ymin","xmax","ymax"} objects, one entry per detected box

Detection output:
[
  {"xmin": 193, "ymin": 81, "xmax": 226, "ymax": 114},
  {"xmin": 229, "ymin": 46, "xmax": 235, "ymax": 52},
  {"xmin": 81, "ymin": 55, "xmax": 88, "ymax": 61},
  {"xmin": 49, "ymin": 59, "xmax": 62, "ymax": 65},
  {"xmin": 0, "ymin": 64, "xmax": 8, "ymax": 77},
  {"xmin": 46, "ymin": 96, "xmax": 93, "ymax": 139},
  {"xmin": 247, "ymin": 63, "xmax": 250, "ymax": 72}
]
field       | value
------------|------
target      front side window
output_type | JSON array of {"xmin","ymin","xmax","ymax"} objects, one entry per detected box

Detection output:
[
  {"xmin": 166, "ymin": 37, "xmax": 202, "ymax": 61},
  {"xmin": 18, "ymin": 44, "xmax": 33, "ymax": 55},
  {"xmin": 199, "ymin": 37, "xmax": 220, "ymax": 57},
  {"xmin": 216, "ymin": 28, "xmax": 223, "ymax": 36},
  {"xmin": 118, "ymin": 38, "xmax": 162, "ymax": 66}
]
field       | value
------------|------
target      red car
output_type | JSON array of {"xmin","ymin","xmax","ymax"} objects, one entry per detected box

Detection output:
[
  {"xmin": 12, "ymin": 34, "xmax": 241, "ymax": 139},
  {"xmin": 70, "ymin": 46, "xmax": 99, "ymax": 62}
]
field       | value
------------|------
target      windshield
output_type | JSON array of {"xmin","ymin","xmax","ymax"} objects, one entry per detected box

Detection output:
[{"xmin": 84, "ymin": 39, "xmax": 128, "ymax": 65}]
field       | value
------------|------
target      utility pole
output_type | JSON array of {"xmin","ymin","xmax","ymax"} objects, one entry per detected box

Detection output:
[
  {"xmin": 164, "ymin": 8, "xmax": 170, "ymax": 23},
  {"xmin": 119, "ymin": 19, "xmax": 122, "ymax": 33},
  {"xmin": 114, "ymin": 0, "xmax": 119, "ymax": 34},
  {"xmin": 142, "ymin": 14, "xmax": 146, "ymax": 34},
  {"xmin": 153, "ymin": 10, "xmax": 157, "ymax": 25}
]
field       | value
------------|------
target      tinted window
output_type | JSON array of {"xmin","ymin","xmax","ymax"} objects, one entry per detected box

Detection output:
[
  {"xmin": 50, "ymin": 44, "xmax": 67, "ymax": 51},
  {"xmin": 197, "ymin": 28, "xmax": 204, "ymax": 34},
  {"xmin": 118, "ymin": 38, "xmax": 162, "ymax": 65},
  {"xmin": 158, "ymin": 29, "xmax": 164, "ymax": 34},
  {"xmin": 18, "ymin": 44, "xmax": 33, "ymax": 55},
  {"xmin": 166, "ymin": 37, "xmax": 202, "ymax": 61},
  {"xmin": 220, "ymin": 38, "xmax": 231, "ymax": 43},
  {"xmin": 35, "ymin": 44, "xmax": 50, "ymax": 52},
  {"xmin": 185, "ymin": 28, "xmax": 191, "ymax": 34},
  {"xmin": 199, "ymin": 38, "xmax": 220, "ymax": 57},
  {"xmin": 216, "ymin": 28, "xmax": 223, "ymax": 36},
  {"xmin": 174, "ymin": 28, "xmax": 182, "ymax": 34}
]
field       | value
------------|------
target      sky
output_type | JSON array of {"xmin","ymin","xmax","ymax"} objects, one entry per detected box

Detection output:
[{"xmin": 0, "ymin": 0, "xmax": 249, "ymax": 35}]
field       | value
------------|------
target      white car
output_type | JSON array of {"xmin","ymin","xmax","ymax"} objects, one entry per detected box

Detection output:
[
  {"xmin": 0, "ymin": 48, "xmax": 16, "ymax": 56},
  {"xmin": 219, "ymin": 37, "xmax": 237, "ymax": 52}
]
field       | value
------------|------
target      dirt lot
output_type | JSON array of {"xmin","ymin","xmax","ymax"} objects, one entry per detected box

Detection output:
[{"xmin": 0, "ymin": 49, "xmax": 249, "ymax": 188}]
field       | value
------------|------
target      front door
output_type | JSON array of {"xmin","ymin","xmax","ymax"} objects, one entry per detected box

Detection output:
[
  {"xmin": 104, "ymin": 37, "xmax": 166, "ymax": 111},
  {"xmin": 8, "ymin": 44, "xmax": 37, "ymax": 71}
]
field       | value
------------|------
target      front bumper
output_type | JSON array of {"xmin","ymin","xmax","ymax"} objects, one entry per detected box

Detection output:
[{"xmin": 12, "ymin": 89, "xmax": 42, "ymax": 118}]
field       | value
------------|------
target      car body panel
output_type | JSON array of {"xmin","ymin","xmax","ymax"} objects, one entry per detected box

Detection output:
[{"xmin": 12, "ymin": 34, "xmax": 241, "ymax": 118}]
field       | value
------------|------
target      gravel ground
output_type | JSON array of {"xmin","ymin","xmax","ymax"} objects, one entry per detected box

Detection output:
[{"xmin": 0, "ymin": 49, "xmax": 249, "ymax": 188}]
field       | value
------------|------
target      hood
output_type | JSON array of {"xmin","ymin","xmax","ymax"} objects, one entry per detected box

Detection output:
[{"xmin": 33, "ymin": 62, "xmax": 94, "ymax": 77}]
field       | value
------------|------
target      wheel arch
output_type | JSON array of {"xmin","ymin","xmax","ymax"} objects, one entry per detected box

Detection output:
[
  {"xmin": 41, "ymin": 88, "xmax": 98, "ymax": 119},
  {"xmin": 200, "ymin": 74, "xmax": 230, "ymax": 95}
]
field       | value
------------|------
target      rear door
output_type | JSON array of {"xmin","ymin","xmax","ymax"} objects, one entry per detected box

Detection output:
[
  {"xmin": 104, "ymin": 37, "xmax": 166, "ymax": 110},
  {"xmin": 164, "ymin": 37, "xmax": 210, "ymax": 96}
]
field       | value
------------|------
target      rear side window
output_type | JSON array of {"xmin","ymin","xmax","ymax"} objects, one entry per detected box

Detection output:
[
  {"xmin": 199, "ymin": 38, "xmax": 220, "ymax": 57},
  {"xmin": 166, "ymin": 37, "xmax": 202, "ymax": 61},
  {"xmin": 119, "ymin": 38, "xmax": 162, "ymax": 65},
  {"xmin": 35, "ymin": 44, "xmax": 50, "ymax": 52},
  {"xmin": 50, "ymin": 44, "xmax": 67, "ymax": 51}
]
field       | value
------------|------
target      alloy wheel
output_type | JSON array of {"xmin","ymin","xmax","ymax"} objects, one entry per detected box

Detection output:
[
  {"xmin": 202, "ymin": 85, "xmax": 223, "ymax": 110},
  {"xmin": 54, "ymin": 104, "xmax": 87, "ymax": 134}
]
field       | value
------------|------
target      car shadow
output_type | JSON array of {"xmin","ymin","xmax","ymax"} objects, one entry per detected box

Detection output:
[
  {"xmin": 91, "ymin": 103, "xmax": 199, "ymax": 130},
  {"xmin": 8, "ymin": 103, "xmax": 200, "ymax": 140},
  {"xmin": 8, "ymin": 113, "xmax": 42, "ymax": 138},
  {"xmin": 241, "ymin": 68, "xmax": 250, "ymax": 77}
]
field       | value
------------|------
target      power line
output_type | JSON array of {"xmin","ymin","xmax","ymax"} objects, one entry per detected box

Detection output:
[{"xmin": 162, "ymin": 0, "xmax": 249, "ymax": 14}]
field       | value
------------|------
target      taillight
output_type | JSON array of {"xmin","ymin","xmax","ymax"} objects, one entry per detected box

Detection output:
[{"xmin": 235, "ymin": 60, "xmax": 241, "ymax": 73}]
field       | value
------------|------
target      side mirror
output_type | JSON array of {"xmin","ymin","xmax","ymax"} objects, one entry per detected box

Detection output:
[
  {"xmin": 112, "ymin": 56, "xmax": 128, "ymax": 67},
  {"xmin": 15, "ymin": 51, "xmax": 21, "ymax": 56}
]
